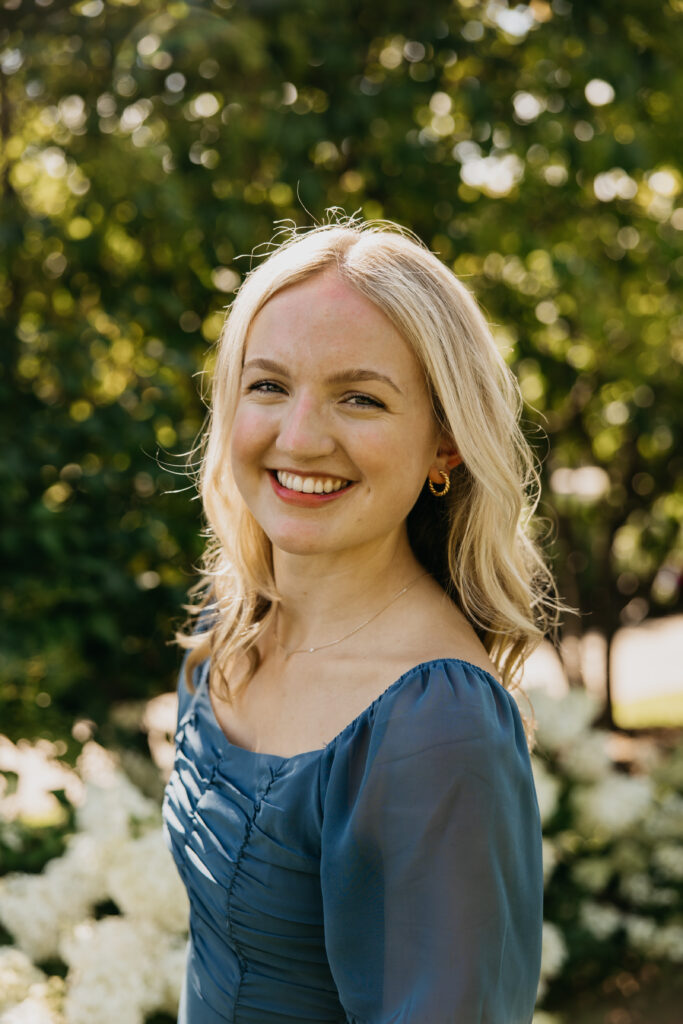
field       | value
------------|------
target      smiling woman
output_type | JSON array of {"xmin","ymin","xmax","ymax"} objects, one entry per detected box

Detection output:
[{"xmin": 162, "ymin": 215, "xmax": 569, "ymax": 1024}]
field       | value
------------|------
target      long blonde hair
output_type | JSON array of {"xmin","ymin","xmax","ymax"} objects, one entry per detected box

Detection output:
[{"xmin": 177, "ymin": 216, "xmax": 567, "ymax": 733}]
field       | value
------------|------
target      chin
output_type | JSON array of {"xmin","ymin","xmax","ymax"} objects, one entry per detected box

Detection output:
[{"xmin": 269, "ymin": 534, "xmax": 340, "ymax": 557}]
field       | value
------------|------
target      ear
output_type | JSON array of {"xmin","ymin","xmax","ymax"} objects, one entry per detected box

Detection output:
[{"xmin": 427, "ymin": 438, "xmax": 463, "ymax": 483}]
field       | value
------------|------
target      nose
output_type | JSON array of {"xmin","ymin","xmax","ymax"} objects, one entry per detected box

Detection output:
[{"xmin": 275, "ymin": 392, "xmax": 336, "ymax": 460}]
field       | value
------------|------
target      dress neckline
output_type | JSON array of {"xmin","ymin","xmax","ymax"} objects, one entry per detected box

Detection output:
[{"xmin": 197, "ymin": 657, "xmax": 502, "ymax": 763}]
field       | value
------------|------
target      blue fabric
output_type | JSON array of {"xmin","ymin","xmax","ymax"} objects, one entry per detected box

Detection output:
[{"xmin": 162, "ymin": 655, "xmax": 543, "ymax": 1024}]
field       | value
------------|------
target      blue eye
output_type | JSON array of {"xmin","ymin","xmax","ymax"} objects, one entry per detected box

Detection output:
[
  {"xmin": 345, "ymin": 393, "xmax": 385, "ymax": 408},
  {"xmin": 247, "ymin": 380, "xmax": 285, "ymax": 393}
]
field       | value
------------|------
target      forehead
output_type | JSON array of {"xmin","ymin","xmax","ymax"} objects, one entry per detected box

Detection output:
[{"xmin": 244, "ymin": 270, "xmax": 423, "ymax": 380}]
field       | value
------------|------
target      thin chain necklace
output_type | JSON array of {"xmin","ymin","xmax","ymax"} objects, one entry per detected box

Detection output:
[{"xmin": 274, "ymin": 572, "xmax": 428, "ymax": 656}]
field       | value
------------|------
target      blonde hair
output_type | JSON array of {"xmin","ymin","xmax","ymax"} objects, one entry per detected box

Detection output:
[{"xmin": 177, "ymin": 215, "xmax": 568, "ymax": 738}]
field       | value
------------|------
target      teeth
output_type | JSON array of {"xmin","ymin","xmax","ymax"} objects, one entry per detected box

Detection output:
[{"xmin": 276, "ymin": 471, "xmax": 348, "ymax": 494}]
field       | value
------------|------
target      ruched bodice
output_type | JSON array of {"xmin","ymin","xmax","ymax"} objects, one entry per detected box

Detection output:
[{"xmin": 162, "ymin": 656, "xmax": 543, "ymax": 1024}]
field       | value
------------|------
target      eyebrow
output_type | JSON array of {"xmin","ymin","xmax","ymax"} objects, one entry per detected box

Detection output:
[{"xmin": 241, "ymin": 358, "xmax": 403, "ymax": 395}]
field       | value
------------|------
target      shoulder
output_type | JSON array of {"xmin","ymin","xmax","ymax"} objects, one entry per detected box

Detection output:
[
  {"xmin": 321, "ymin": 659, "xmax": 535, "ymax": 833},
  {"xmin": 377, "ymin": 578, "xmax": 502, "ymax": 686},
  {"xmin": 326, "ymin": 658, "xmax": 527, "ymax": 786},
  {"xmin": 376, "ymin": 658, "xmax": 523, "ymax": 756}
]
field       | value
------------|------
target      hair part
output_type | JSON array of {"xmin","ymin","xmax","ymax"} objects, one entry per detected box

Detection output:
[{"xmin": 176, "ymin": 214, "xmax": 570, "ymax": 746}]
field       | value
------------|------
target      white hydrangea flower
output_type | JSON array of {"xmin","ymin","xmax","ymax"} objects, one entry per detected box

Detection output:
[
  {"xmin": 651, "ymin": 923, "xmax": 683, "ymax": 962},
  {"xmin": 642, "ymin": 794, "xmax": 683, "ymax": 840},
  {"xmin": 627, "ymin": 919, "xmax": 683, "ymax": 964},
  {"xmin": 60, "ymin": 917, "xmax": 167, "ymax": 1024},
  {"xmin": 623, "ymin": 913, "xmax": 657, "ymax": 952},
  {"xmin": 0, "ymin": 947, "xmax": 46, "ymax": 1012},
  {"xmin": 0, "ymin": 834, "xmax": 109, "ymax": 961},
  {"xmin": 46, "ymin": 832, "xmax": 109, "ymax": 905},
  {"xmin": 0, "ymin": 873, "xmax": 83, "ymax": 964},
  {"xmin": 572, "ymin": 772, "xmax": 653, "ymax": 837},
  {"xmin": 619, "ymin": 871, "xmax": 677, "ymax": 907},
  {"xmin": 579, "ymin": 900, "xmax": 622, "ymax": 940},
  {"xmin": 0, "ymin": 984, "xmax": 60, "ymax": 1024},
  {"xmin": 530, "ymin": 756, "xmax": 561, "ymax": 825},
  {"xmin": 557, "ymin": 729, "xmax": 611, "ymax": 782},
  {"xmin": 653, "ymin": 842, "xmax": 683, "ymax": 882},
  {"xmin": 158, "ymin": 936, "xmax": 189, "ymax": 1015},
  {"xmin": 75, "ymin": 775, "xmax": 158, "ymax": 843},
  {"xmin": 106, "ymin": 829, "xmax": 189, "ymax": 933},
  {"xmin": 541, "ymin": 838, "xmax": 558, "ymax": 886},
  {"xmin": 571, "ymin": 856, "xmax": 613, "ymax": 894},
  {"xmin": 531, "ymin": 689, "xmax": 600, "ymax": 753},
  {"xmin": 540, "ymin": 921, "xmax": 567, "ymax": 981}
]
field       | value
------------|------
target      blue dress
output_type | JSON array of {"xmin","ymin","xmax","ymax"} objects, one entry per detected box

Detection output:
[{"xmin": 162, "ymin": 654, "xmax": 543, "ymax": 1024}]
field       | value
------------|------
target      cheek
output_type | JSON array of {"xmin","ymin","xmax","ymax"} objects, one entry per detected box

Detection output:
[{"xmin": 229, "ymin": 407, "xmax": 272, "ymax": 472}]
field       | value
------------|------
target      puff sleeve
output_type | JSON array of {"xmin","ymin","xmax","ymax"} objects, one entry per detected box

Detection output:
[{"xmin": 320, "ymin": 660, "xmax": 543, "ymax": 1024}]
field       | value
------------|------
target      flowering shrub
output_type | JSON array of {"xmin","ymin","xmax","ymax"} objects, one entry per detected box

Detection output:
[
  {"xmin": 529, "ymin": 688, "xmax": 683, "ymax": 1011},
  {"xmin": 1, "ymin": 691, "xmax": 682, "ymax": 1022},
  {"xmin": 0, "ymin": 743, "xmax": 188, "ymax": 1024}
]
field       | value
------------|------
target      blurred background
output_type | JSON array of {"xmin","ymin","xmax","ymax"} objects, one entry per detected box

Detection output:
[{"xmin": 1, "ymin": 0, "xmax": 681, "ymax": 1022}]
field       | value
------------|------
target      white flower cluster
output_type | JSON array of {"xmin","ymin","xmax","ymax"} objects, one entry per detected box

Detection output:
[
  {"xmin": 536, "ymin": 921, "xmax": 567, "ymax": 1002},
  {"xmin": 0, "ymin": 948, "xmax": 64, "ymax": 1024},
  {"xmin": 0, "ymin": 833, "xmax": 108, "ymax": 962},
  {"xmin": 572, "ymin": 772, "xmax": 654, "ymax": 837},
  {"xmin": 652, "ymin": 841, "xmax": 683, "ymax": 881},
  {"xmin": 530, "ymin": 756, "xmax": 561, "ymax": 825},
  {"xmin": 642, "ymin": 792, "xmax": 683, "ymax": 839},
  {"xmin": 531, "ymin": 689, "xmax": 602, "ymax": 754},
  {"xmin": 75, "ymin": 774, "xmax": 158, "ymax": 843},
  {"xmin": 0, "ymin": 947, "xmax": 46, "ymax": 1012},
  {"xmin": 570, "ymin": 856, "xmax": 613, "ymax": 894},
  {"xmin": 557, "ymin": 729, "xmax": 611, "ymax": 782},
  {"xmin": 0, "ymin": 756, "xmax": 189, "ymax": 1024},
  {"xmin": 106, "ymin": 829, "xmax": 189, "ymax": 934},
  {"xmin": 541, "ymin": 838, "xmax": 558, "ymax": 885},
  {"xmin": 0, "ymin": 989, "xmax": 60, "ymax": 1024},
  {"xmin": 624, "ymin": 916, "xmax": 683, "ymax": 962},
  {"xmin": 530, "ymin": 686, "xmax": 683, "ymax": 1006},
  {"xmin": 579, "ymin": 900, "xmax": 622, "ymax": 940},
  {"xmin": 618, "ymin": 871, "xmax": 678, "ymax": 908},
  {"xmin": 60, "ymin": 918, "xmax": 186, "ymax": 1024}
]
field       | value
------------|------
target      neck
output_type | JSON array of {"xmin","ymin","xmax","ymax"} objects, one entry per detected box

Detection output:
[{"xmin": 271, "ymin": 532, "xmax": 426, "ymax": 651}]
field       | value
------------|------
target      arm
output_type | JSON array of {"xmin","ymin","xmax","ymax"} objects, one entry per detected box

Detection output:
[{"xmin": 320, "ymin": 661, "xmax": 543, "ymax": 1024}]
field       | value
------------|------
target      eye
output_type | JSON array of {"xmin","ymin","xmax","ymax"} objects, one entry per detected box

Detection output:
[
  {"xmin": 246, "ymin": 379, "xmax": 286, "ymax": 394},
  {"xmin": 344, "ymin": 392, "xmax": 385, "ymax": 409}
]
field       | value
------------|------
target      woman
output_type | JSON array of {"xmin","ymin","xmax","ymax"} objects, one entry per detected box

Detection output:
[{"xmin": 163, "ymin": 217, "xmax": 563, "ymax": 1023}]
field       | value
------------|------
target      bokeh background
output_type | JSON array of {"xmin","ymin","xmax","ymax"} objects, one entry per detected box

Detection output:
[{"xmin": 1, "ymin": 1, "xmax": 682, "ymax": 1022}]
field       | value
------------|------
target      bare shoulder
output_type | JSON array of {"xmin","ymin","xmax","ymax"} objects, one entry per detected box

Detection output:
[{"xmin": 382, "ymin": 580, "xmax": 502, "ymax": 685}]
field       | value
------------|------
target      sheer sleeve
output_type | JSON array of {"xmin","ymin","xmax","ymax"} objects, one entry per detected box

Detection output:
[{"xmin": 320, "ymin": 660, "xmax": 543, "ymax": 1024}]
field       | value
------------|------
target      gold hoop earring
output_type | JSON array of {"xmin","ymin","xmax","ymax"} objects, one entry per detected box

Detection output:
[{"xmin": 428, "ymin": 471, "xmax": 451, "ymax": 497}]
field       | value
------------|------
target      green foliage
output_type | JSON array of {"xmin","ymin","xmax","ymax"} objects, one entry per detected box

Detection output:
[
  {"xmin": 0, "ymin": 779, "xmax": 75, "ymax": 875},
  {"xmin": 1, "ymin": 0, "xmax": 681, "ymax": 734}
]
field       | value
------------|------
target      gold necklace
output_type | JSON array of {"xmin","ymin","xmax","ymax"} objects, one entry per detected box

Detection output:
[{"xmin": 274, "ymin": 572, "xmax": 428, "ymax": 656}]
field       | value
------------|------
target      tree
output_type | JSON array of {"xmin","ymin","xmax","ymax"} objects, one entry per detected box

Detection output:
[{"xmin": 1, "ymin": 0, "xmax": 680, "ymax": 738}]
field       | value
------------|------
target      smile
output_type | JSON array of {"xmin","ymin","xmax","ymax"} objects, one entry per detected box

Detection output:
[
  {"xmin": 268, "ymin": 470, "xmax": 355, "ymax": 507},
  {"xmin": 275, "ymin": 471, "xmax": 350, "ymax": 494}
]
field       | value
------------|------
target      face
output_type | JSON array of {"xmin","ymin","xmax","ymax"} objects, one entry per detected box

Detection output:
[{"xmin": 229, "ymin": 270, "xmax": 447, "ymax": 562}]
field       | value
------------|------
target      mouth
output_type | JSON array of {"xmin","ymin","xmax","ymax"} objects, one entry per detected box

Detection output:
[{"xmin": 270, "ymin": 470, "xmax": 354, "ymax": 495}]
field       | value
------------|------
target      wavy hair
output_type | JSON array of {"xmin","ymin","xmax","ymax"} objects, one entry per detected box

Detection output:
[{"xmin": 176, "ymin": 215, "xmax": 568, "ymax": 739}]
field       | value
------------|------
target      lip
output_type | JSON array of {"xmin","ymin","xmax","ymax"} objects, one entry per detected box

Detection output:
[{"xmin": 267, "ymin": 470, "xmax": 356, "ymax": 507}]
